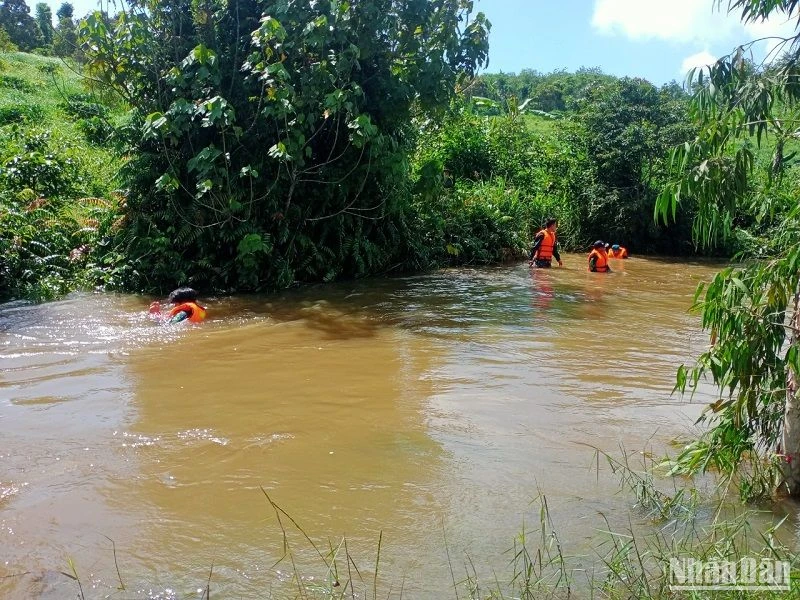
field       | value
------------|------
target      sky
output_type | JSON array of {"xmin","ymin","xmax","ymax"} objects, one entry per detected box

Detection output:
[
  {"xmin": 478, "ymin": 0, "xmax": 797, "ymax": 84},
  {"xmin": 49, "ymin": 0, "xmax": 798, "ymax": 85}
]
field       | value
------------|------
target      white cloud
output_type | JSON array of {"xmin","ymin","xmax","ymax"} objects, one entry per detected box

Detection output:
[
  {"xmin": 592, "ymin": 0, "xmax": 796, "ymax": 50},
  {"xmin": 680, "ymin": 50, "xmax": 716, "ymax": 75},
  {"xmin": 591, "ymin": 0, "xmax": 736, "ymax": 43},
  {"xmin": 593, "ymin": 0, "xmax": 800, "ymax": 75},
  {"xmin": 742, "ymin": 15, "xmax": 798, "ymax": 61}
]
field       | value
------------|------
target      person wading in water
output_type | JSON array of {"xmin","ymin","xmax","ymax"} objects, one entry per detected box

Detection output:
[
  {"xmin": 529, "ymin": 218, "xmax": 563, "ymax": 268},
  {"xmin": 588, "ymin": 241, "xmax": 611, "ymax": 273}
]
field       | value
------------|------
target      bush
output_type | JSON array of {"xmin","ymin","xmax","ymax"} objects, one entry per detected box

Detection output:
[
  {"xmin": 0, "ymin": 53, "xmax": 127, "ymax": 301},
  {"xmin": 0, "ymin": 129, "xmax": 82, "ymax": 197},
  {"xmin": 0, "ymin": 190, "xmax": 128, "ymax": 301},
  {"xmin": 0, "ymin": 26, "xmax": 17, "ymax": 52},
  {"xmin": 77, "ymin": 116, "xmax": 114, "ymax": 145},
  {"xmin": 0, "ymin": 74, "xmax": 33, "ymax": 92},
  {"xmin": 60, "ymin": 96, "xmax": 110, "ymax": 120},
  {"xmin": 405, "ymin": 179, "xmax": 548, "ymax": 267},
  {"xmin": 0, "ymin": 102, "xmax": 44, "ymax": 125}
]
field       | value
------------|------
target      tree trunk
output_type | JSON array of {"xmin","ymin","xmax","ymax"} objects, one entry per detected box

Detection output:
[
  {"xmin": 782, "ymin": 287, "xmax": 800, "ymax": 496},
  {"xmin": 772, "ymin": 137, "xmax": 785, "ymax": 178}
]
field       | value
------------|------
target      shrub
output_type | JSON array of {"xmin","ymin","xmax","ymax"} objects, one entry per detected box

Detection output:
[
  {"xmin": 0, "ymin": 102, "xmax": 44, "ymax": 125},
  {"xmin": 406, "ymin": 179, "xmax": 546, "ymax": 267},
  {"xmin": 0, "ymin": 74, "xmax": 33, "ymax": 92},
  {"xmin": 77, "ymin": 116, "xmax": 114, "ymax": 145},
  {"xmin": 60, "ymin": 96, "xmax": 109, "ymax": 120},
  {"xmin": 0, "ymin": 129, "xmax": 82, "ymax": 197},
  {"xmin": 0, "ymin": 190, "xmax": 128, "ymax": 301}
]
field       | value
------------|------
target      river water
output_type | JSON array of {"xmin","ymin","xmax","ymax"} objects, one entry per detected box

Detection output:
[{"xmin": 1, "ymin": 255, "xmax": 732, "ymax": 598}]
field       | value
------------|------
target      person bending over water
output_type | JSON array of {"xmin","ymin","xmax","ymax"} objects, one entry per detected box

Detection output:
[
  {"xmin": 607, "ymin": 244, "xmax": 628, "ymax": 259},
  {"xmin": 588, "ymin": 241, "xmax": 611, "ymax": 273},
  {"xmin": 149, "ymin": 287, "xmax": 207, "ymax": 323}
]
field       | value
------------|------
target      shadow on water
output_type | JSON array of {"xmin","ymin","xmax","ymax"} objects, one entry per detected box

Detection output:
[{"xmin": 223, "ymin": 263, "xmax": 596, "ymax": 342}]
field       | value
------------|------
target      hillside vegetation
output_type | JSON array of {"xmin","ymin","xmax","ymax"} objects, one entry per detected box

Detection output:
[
  {"xmin": 4, "ymin": 42, "xmax": 792, "ymax": 303},
  {"xmin": 3, "ymin": 5, "xmax": 795, "ymax": 304},
  {"xmin": 0, "ymin": 51, "xmax": 127, "ymax": 300}
]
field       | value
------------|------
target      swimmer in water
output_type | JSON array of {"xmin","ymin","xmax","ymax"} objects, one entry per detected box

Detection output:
[{"xmin": 149, "ymin": 287, "xmax": 207, "ymax": 323}]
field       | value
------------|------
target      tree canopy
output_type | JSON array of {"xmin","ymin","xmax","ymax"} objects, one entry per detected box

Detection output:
[
  {"xmin": 0, "ymin": 0, "xmax": 43, "ymax": 50},
  {"xmin": 55, "ymin": 1, "xmax": 72, "ymax": 20},
  {"xmin": 35, "ymin": 2, "xmax": 52, "ymax": 46},
  {"xmin": 657, "ymin": 0, "xmax": 800, "ymax": 498},
  {"xmin": 78, "ymin": 0, "xmax": 490, "ymax": 291}
]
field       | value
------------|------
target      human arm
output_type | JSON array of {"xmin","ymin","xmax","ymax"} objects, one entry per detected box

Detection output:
[
  {"xmin": 530, "ymin": 232, "xmax": 544, "ymax": 259},
  {"xmin": 553, "ymin": 241, "xmax": 563, "ymax": 266},
  {"xmin": 148, "ymin": 301, "xmax": 164, "ymax": 320},
  {"xmin": 169, "ymin": 311, "xmax": 190, "ymax": 323},
  {"xmin": 149, "ymin": 301, "xmax": 191, "ymax": 323}
]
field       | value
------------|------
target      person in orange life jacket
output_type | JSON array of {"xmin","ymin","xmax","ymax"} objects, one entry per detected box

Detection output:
[
  {"xmin": 607, "ymin": 244, "xmax": 628, "ymax": 259},
  {"xmin": 588, "ymin": 240, "xmax": 611, "ymax": 272},
  {"xmin": 529, "ymin": 217, "xmax": 563, "ymax": 268},
  {"xmin": 149, "ymin": 287, "xmax": 208, "ymax": 324}
]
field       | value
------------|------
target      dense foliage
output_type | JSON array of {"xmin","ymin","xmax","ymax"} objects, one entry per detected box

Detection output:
[
  {"xmin": 470, "ymin": 67, "xmax": 618, "ymax": 114},
  {"xmin": 1, "ymin": 2, "xmax": 761, "ymax": 303},
  {"xmin": 0, "ymin": 0, "xmax": 42, "ymax": 51},
  {"xmin": 73, "ymin": 0, "xmax": 491, "ymax": 292},
  {"xmin": 419, "ymin": 74, "xmax": 699, "ymax": 253},
  {"xmin": 0, "ymin": 45, "xmax": 708, "ymax": 301},
  {"xmin": 656, "ymin": 0, "xmax": 800, "ymax": 499},
  {"xmin": 0, "ymin": 0, "xmax": 84, "ymax": 58}
]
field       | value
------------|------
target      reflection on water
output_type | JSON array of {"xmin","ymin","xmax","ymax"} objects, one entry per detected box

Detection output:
[{"xmin": 0, "ymin": 255, "xmax": 760, "ymax": 598}]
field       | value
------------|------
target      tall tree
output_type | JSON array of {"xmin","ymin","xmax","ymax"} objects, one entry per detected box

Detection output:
[
  {"xmin": 55, "ymin": 1, "xmax": 71, "ymax": 20},
  {"xmin": 657, "ymin": 1, "xmax": 800, "ymax": 498},
  {"xmin": 572, "ymin": 77, "xmax": 694, "ymax": 251},
  {"xmin": 0, "ymin": 0, "xmax": 43, "ymax": 50},
  {"xmin": 77, "ymin": 0, "xmax": 490, "ymax": 291},
  {"xmin": 35, "ymin": 1, "xmax": 51, "ymax": 46},
  {"xmin": 0, "ymin": 24, "xmax": 17, "ymax": 51},
  {"xmin": 52, "ymin": 4, "xmax": 74, "ymax": 57}
]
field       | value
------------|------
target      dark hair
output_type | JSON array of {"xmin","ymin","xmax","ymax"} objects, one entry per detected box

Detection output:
[
  {"xmin": 545, "ymin": 217, "xmax": 558, "ymax": 228},
  {"xmin": 168, "ymin": 287, "xmax": 199, "ymax": 303}
]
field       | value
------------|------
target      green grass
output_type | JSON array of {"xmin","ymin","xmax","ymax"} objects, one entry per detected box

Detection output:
[
  {"xmin": 522, "ymin": 112, "xmax": 562, "ymax": 137},
  {"xmin": 0, "ymin": 52, "xmax": 125, "ymax": 194},
  {"xmin": 0, "ymin": 51, "xmax": 129, "ymax": 301},
  {"xmin": 56, "ymin": 473, "xmax": 800, "ymax": 599}
]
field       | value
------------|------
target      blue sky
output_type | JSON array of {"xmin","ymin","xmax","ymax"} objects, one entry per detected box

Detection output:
[
  {"xmin": 50, "ymin": 0, "xmax": 797, "ymax": 85},
  {"xmin": 478, "ymin": 0, "xmax": 796, "ymax": 84}
]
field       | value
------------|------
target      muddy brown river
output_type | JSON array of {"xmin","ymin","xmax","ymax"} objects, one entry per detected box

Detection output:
[{"xmin": 1, "ymin": 256, "xmax": 738, "ymax": 598}]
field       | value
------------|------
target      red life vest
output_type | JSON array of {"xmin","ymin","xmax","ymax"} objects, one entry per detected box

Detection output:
[
  {"xmin": 169, "ymin": 301, "xmax": 207, "ymax": 323},
  {"xmin": 608, "ymin": 247, "xmax": 628, "ymax": 259},
  {"xmin": 588, "ymin": 249, "xmax": 609, "ymax": 272},
  {"xmin": 536, "ymin": 229, "xmax": 556, "ymax": 261}
]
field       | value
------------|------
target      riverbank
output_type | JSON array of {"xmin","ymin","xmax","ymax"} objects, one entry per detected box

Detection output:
[{"xmin": 1, "ymin": 50, "xmax": 727, "ymax": 304}]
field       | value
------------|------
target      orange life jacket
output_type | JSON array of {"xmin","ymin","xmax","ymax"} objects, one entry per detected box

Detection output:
[
  {"xmin": 169, "ymin": 301, "xmax": 207, "ymax": 323},
  {"xmin": 607, "ymin": 247, "xmax": 628, "ymax": 259},
  {"xmin": 536, "ymin": 228, "xmax": 556, "ymax": 261},
  {"xmin": 588, "ymin": 249, "xmax": 609, "ymax": 272}
]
